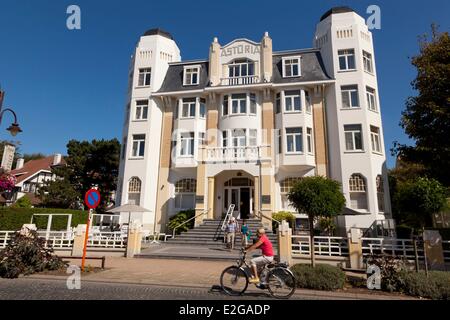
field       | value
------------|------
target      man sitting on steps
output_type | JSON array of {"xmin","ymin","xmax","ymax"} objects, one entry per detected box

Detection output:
[{"xmin": 245, "ymin": 228, "xmax": 274, "ymax": 284}]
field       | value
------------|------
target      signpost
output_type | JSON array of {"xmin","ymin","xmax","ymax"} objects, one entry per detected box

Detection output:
[{"xmin": 81, "ymin": 188, "xmax": 101, "ymax": 271}]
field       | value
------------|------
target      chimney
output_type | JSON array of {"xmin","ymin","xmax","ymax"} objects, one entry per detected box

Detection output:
[
  {"xmin": 53, "ymin": 154, "xmax": 62, "ymax": 165},
  {"xmin": 16, "ymin": 158, "xmax": 24, "ymax": 170}
]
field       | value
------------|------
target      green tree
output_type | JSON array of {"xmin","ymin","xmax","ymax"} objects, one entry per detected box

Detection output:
[
  {"xmin": 11, "ymin": 196, "xmax": 32, "ymax": 208},
  {"xmin": 39, "ymin": 178, "xmax": 81, "ymax": 209},
  {"xmin": 45, "ymin": 139, "xmax": 120, "ymax": 211},
  {"xmin": 395, "ymin": 26, "xmax": 450, "ymax": 186},
  {"xmin": 393, "ymin": 177, "xmax": 448, "ymax": 231},
  {"xmin": 288, "ymin": 176, "xmax": 346, "ymax": 267},
  {"xmin": 23, "ymin": 153, "xmax": 46, "ymax": 162}
]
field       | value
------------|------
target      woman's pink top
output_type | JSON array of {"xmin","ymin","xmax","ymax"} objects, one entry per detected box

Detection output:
[{"xmin": 259, "ymin": 234, "xmax": 274, "ymax": 257}]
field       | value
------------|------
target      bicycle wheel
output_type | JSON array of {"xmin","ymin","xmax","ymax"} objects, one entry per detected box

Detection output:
[
  {"xmin": 220, "ymin": 266, "xmax": 249, "ymax": 296},
  {"xmin": 267, "ymin": 267, "xmax": 296, "ymax": 299}
]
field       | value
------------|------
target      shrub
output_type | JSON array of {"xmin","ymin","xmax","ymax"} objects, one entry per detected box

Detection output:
[
  {"xmin": 0, "ymin": 229, "xmax": 67, "ymax": 278},
  {"xmin": 272, "ymin": 212, "xmax": 295, "ymax": 231},
  {"xmin": 290, "ymin": 264, "xmax": 345, "ymax": 291},
  {"xmin": 365, "ymin": 254, "xmax": 410, "ymax": 292},
  {"xmin": 167, "ymin": 209, "xmax": 196, "ymax": 235},
  {"xmin": 397, "ymin": 271, "xmax": 450, "ymax": 300},
  {"xmin": 11, "ymin": 196, "xmax": 32, "ymax": 209},
  {"xmin": 0, "ymin": 208, "xmax": 88, "ymax": 231}
]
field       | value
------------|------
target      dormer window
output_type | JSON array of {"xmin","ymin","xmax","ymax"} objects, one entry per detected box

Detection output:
[
  {"xmin": 282, "ymin": 56, "xmax": 301, "ymax": 77},
  {"xmin": 183, "ymin": 65, "xmax": 200, "ymax": 86}
]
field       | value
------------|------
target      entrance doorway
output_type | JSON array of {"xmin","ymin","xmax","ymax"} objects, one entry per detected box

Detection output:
[{"xmin": 223, "ymin": 177, "xmax": 254, "ymax": 219}]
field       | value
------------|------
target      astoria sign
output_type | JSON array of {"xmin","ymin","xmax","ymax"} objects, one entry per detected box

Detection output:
[{"xmin": 221, "ymin": 43, "xmax": 260, "ymax": 57}]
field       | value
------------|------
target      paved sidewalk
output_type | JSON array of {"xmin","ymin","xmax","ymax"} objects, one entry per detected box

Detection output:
[{"xmin": 25, "ymin": 257, "xmax": 417, "ymax": 300}]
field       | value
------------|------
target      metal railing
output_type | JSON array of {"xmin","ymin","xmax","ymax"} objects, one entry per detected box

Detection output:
[
  {"xmin": 87, "ymin": 232, "xmax": 126, "ymax": 249},
  {"xmin": 172, "ymin": 209, "xmax": 210, "ymax": 239},
  {"xmin": 256, "ymin": 210, "xmax": 281, "ymax": 228},
  {"xmin": 220, "ymin": 75, "xmax": 259, "ymax": 86},
  {"xmin": 292, "ymin": 235, "xmax": 349, "ymax": 257},
  {"xmin": 0, "ymin": 231, "xmax": 14, "ymax": 248}
]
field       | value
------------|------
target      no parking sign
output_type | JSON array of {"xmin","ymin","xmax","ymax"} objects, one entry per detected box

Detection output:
[{"xmin": 84, "ymin": 188, "xmax": 101, "ymax": 209}]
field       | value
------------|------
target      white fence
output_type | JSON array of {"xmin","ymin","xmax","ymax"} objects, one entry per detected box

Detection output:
[
  {"xmin": 292, "ymin": 236, "xmax": 349, "ymax": 257},
  {"xmin": 0, "ymin": 231, "xmax": 14, "ymax": 249},
  {"xmin": 87, "ymin": 232, "xmax": 125, "ymax": 249}
]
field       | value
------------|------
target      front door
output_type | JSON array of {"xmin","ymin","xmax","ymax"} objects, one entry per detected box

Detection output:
[{"xmin": 240, "ymin": 188, "xmax": 250, "ymax": 220}]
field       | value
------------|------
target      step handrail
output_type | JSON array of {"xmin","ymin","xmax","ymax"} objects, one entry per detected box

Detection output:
[
  {"xmin": 172, "ymin": 209, "xmax": 210, "ymax": 239},
  {"xmin": 256, "ymin": 210, "xmax": 281, "ymax": 228},
  {"xmin": 221, "ymin": 204, "xmax": 235, "ymax": 231}
]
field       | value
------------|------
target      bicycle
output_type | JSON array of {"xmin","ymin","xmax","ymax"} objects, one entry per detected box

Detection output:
[{"xmin": 220, "ymin": 248, "xmax": 296, "ymax": 299}]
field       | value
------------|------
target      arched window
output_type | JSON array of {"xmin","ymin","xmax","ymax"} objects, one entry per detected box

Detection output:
[
  {"xmin": 128, "ymin": 177, "xmax": 142, "ymax": 205},
  {"xmin": 280, "ymin": 177, "xmax": 302, "ymax": 211},
  {"xmin": 175, "ymin": 179, "xmax": 197, "ymax": 210},
  {"xmin": 376, "ymin": 175, "xmax": 385, "ymax": 212},
  {"xmin": 349, "ymin": 174, "xmax": 368, "ymax": 210}
]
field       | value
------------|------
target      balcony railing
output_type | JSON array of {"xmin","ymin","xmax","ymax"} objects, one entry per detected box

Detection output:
[
  {"xmin": 220, "ymin": 76, "xmax": 260, "ymax": 86},
  {"xmin": 205, "ymin": 146, "xmax": 268, "ymax": 162}
]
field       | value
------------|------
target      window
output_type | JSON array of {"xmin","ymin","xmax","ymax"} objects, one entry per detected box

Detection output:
[
  {"xmin": 376, "ymin": 175, "xmax": 385, "ymax": 212},
  {"xmin": 228, "ymin": 59, "xmax": 255, "ymax": 78},
  {"xmin": 135, "ymin": 100, "xmax": 149, "ymax": 120},
  {"xmin": 305, "ymin": 91, "xmax": 312, "ymax": 113},
  {"xmin": 338, "ymin": 49, "xmax": 356, "ymax": 71},
  {"xmin": 175, "ymin": 179, "xmax": 197, "ymax": 210},
  {"xmin": 275, "ymin": 93, "xmax": 281, "ymax": 114},
  {"xmin": 284, "ymin": 90, "xmax": 301, "ymax": 112},
  {"xmin": 366, "ymin": 87, "xmax": 377, "ymax": 111},
  {"xmin": 222, "ymin": 130, "xmax": 228, "ymax": 147},
  {"xmin": 349, "ymin": 174, "xmax": 368, "ymax": 210},
  {"xmin": 249, "ymin": 129, "xmax": 257, "ymax": 146},
  {"xmin": 199, "ymin": 132, "xmax": 206, "ymax": 146},
  {"xmin": 344, "ymin": 125, "xmax": 363, "ymax": 151},
  {"xmin": 370, "ymin": 126, "xmax": 382, "ymax": 153},
  {"xmin": 286, "ymin": 127, "xmax": 303, "ymax": 153},
  {"xmin": 223, "ymin": 95, "xmax": 229, "ymax": 116},
  {"xmin": 128, "ymin": 177, "xmax": 142, "ymax": 205},
  {"xmin": 341, "ymin": 85, "xmax": 359, "ymax": 108},
  {"xmin": 307, "ymin": 128, "xmax": 313, "ymax": 153},
  {"xmin": 250, "ymin": 93, "xmax": 257, "ymax": 114},
  {"xmin": 277, "ymin": 129, "xmax": 282, "ymax": 153},
  {"xmin": 138, "ymin": 68, "xmax": 151, "ymax": 86},
  {"xmin": 280, "ymin": 177, "xmax": 302, "ymax": 211},
  {"xmin": 180, "ymin": 132, "xmax": 195, "ymax": 156},
  {"xmin": 283, "ymin": 57, "xmax": 301, "ymax": 77},
  {"xmin": 131, "ymin": 134, "xmax": 145, "ymax": 158},
  {"xmin": 181, "ymin": 98, "xmax": 196, "ymax": 118},
  {"xmin": 363, "ymin": 51, "xmax": 373, "ymax": 73},
  {"xmin": 199, "ymin": 98, "xmax": 206, "ymax": 118},
  {"xmin": 183, "ymin": 66, "xmax": 200, "ymax": 85},
  {"xmin": 231, "ymin": 94, "xmax": 247, "ymax": 115},
  {"xmin": 232, "ymin": 129, "xmax": 247, "ymax": 147}
]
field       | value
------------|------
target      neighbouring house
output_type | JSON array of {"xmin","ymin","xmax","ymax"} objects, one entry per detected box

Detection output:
[{"xmin": 0, "ymin": 154, "xmax": 65, "ymax": 206}]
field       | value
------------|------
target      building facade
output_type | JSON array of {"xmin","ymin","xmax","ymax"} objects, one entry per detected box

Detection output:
[{"xmin": 117, "ymin": 7, "xmax": 392, "ymax": 236}]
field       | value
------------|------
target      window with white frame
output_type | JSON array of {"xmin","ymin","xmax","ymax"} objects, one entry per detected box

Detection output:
[
  {"xmin": 135, "ymin": 100, "xmax": 149, "ymax": 120},
  {"xmin": 338, "ymin": 49, "xmax": 356, "ymax": 71},
  {"xmin": 282, "ymin": 56, "xmax": 301, "ymax": 77},
  {"xmin": 370, "ymin": 126, "xmax": 382, "ymax": 153},
  {"xmin": 249, "ymin": 129, "xmax": 257, "ymax": 146},
  {"xmin": 199, "ymin": 132, "xmax": 206, "ymax": 146},
  {"xmin": 366, "ymin": 86, "xmax": 377, "ymax": 111},
  {"xmin": 183, "ymin": 66, "xmax": 200, "ymax": 85},
  {"xmin": 181, "ymin": 98, "xmax": 196, "ymax": 118},
  {"xmin": 223, "ymin": 93, "xmax": 257, "ymax": 116},
  {"xmin": 349, "ymin": 174, "xmax": 368, "ymax": 210},
  {"xmin": 280, "ymin": 177, "xmax": 302, "ymax": 210},
  {"xmin": 175, "ymin": 179, "xmax": 196, "ymax": 210},
  {"xmin": 284, "ymin": 90, "xmax": 302, "ymax": 112},
  {"xmin": 305, "ymin": 91, "xmax": 312, "ymax": 113},
  {"xmin": 344, "ymin": 124, "xmax": 363, "ymax": 151},
  {"xmin": 307, "ymin": 128, "xmax": 313, "ymax": 154},
  {"xmin": 250, "ymin": 93, "xmax": 257, "ymax": 114},
  {"xmin": 341, "ymin": 85, "xmax": 359, "ymax": 108},
  {"xmin": 376, "ymin": 175, "xmax": 385, "ymax": 212},
  {"xmin": 275, "ymin": 93, "xmax": 281, "ymax": 114},
  {"xmin": 232, "ymin": 129, "xmax": 247, "ymax": 147},
  {"xmin": 286, "ymin": 127, "xmax": 303, "ymax": 153},
  {"xmin": 228, "ymin": 59, "xmax": 255, "ymax": 78},
  {"xmin": 199, "ymin": 98, "xmax": 206, "ymax": 118},
  {"xmin": 363, "ymin": 51, "xmax": 373, "ymax": 73},
  {"xmin": 223, "ymin": 95, "xmax": 229, "ymax": 116},
  {"xmin": 222, "ymin": 130, "xmax": 228, "ymax": 148},
  {"xmin": 131, "ymin": 134, "xmax": 146, "ymax": 158},
  {"xmin": 231, "ymin": 93, "xmax": 247, "ymax": 114},
  {"xmin": 128, "ymin": 177, "xmax": 142, "ymax": 205},
  {"xmin": 138, "ymin": 68, "xmax": 151, "ymax": 86},
  {"xmin": 180, "ymin": 132, "xmax": 195, "ymax": 156}
]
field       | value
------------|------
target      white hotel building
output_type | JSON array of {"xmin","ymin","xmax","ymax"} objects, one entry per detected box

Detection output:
[{"xmin": 116, "ymin": 7, "xmax": 393, "ymax": 237}]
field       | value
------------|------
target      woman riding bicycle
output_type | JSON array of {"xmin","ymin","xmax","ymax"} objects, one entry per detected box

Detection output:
[{"xmin": 244, "ymin": 228, "xmax": 274, "ymax": 284}]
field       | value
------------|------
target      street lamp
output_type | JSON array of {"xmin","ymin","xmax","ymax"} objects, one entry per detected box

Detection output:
[{"xmin": 0, "ymin": 90, "xmax": 23, "ymax": 137}]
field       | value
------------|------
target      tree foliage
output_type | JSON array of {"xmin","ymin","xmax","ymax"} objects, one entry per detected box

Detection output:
[{"xmin": 395, "ymin": 26, "xmax": 450, "ymax": 186}]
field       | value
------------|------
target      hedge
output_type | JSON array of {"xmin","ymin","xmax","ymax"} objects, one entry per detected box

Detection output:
[
  {"xmin": 397, "ymin": 271, "xmax": 450, "ymax": 300},
  {"xmin": 0, "ymin": 208, "xmax": 88, "ymax": 231},
  {"xmin": 290, "ymin": 264, "xmax": 346, "ymax": 291},
  {"xmin": 272, "ymin": 212, "xmax": 296, "ymax": 231}
]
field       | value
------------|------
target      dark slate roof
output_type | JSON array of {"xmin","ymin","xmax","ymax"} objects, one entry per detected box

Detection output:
[
  {"xmin": 143, "ymin": 28, "xmax": 173, "ymax": 40},
  {"xmin": 158, "ymin": 62, "xmax": 210, "ymax": 93},
  {"xmin": 272, "ymin": 50, "xmax": 332, "ymax": 84},
  {"xmin": 320, "ymin": 6, "xmax": 355, "ymax": 21}
]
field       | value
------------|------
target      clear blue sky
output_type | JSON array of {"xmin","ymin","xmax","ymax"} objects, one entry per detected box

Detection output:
[{"xmin": 0, "ymin": 0, "xmax": 449, "ymax": 168}]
